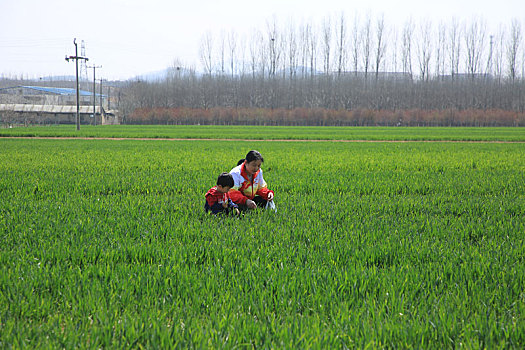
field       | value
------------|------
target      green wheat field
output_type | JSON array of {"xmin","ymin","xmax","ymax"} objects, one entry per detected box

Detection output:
[{"xmin": 1, "ymin": 126, "xmax": 524, "ymax": 348}]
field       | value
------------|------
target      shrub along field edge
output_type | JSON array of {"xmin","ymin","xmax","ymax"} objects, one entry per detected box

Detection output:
[{"xmin": 127, "ymin": 107, "xmax": 525, "ymax": 127}]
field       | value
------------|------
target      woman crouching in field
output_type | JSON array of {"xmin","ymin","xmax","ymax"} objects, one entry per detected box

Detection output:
[{"xmin": 229, "ymin": 150, "xmax": 276, "ymax": 211}]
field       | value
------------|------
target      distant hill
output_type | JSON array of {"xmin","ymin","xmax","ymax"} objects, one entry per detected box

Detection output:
[
  {"xmin": 133, "ymin": 67, "xmax": 199, "ymax": 82},
  {"xmin": 39, "ymin": 75, "xmax": 76, "ymax": 82},
  {"xmin": 133, "ymin": 69, "xmax": 168, "ymax": 82}
]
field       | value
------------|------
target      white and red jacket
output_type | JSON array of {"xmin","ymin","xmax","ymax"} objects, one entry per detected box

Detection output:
[{"xmin": 229, "ymin": 161, "xmax": 274, "ymax": 205}]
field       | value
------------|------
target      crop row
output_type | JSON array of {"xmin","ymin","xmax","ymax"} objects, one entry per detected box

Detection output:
[{"xmin": 1, "ymin": 125, "xmax": 525, "ymax": 141}]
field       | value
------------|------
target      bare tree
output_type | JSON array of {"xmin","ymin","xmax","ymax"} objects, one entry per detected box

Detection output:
[
  {"xmin": 308, "ymin": 22, "xmax": 318, "ymax": 77},
  {"xmin": 351, "ymin": 13, "xmax": 360, "ymax": 74},
  {"xmin": 416, "ymin": 20, "xmax": 433, "ymax": 81},
  {"xmin": 249, "ymin": 30, "xmax": 263, "ymax": 79},
  {"xmin": 361, "ymin": 13, "xmax": 372, "ymax": 78},
  {"xmin": 390, "ymin": 25, "xmax": 399, "ymax": 73},
  {"xmin": 322, "ymin": 16, "xmax": 332, "ymax": 74},
  {"xmin": 279, "ymin": 25, "xmax": 288, "ymax": 80},
  {"xmin": 298, "ymin": 21, "xmax": 310, "ymax": 78},
  {"xmin": 465, "ymin": 18, "xmax": 486, "ymax": 78},
  {"xmin": 374, "ymin": 14, "xmax": 387, "ymax": 79},
  {"xmin": 258, "ymin": 31, "xmax": 269, "ymax": 79},
  {"xmin": 1, "ymin": 110, "xmax": 18, "ymax": 127},
  {"xmin": 493, "ymin": 25, "xmax": 505, "ymax": 83},
  {"xmin": 266, "ymin": 18, "xmax": 280, "ymax": 78},
  {"xmin": 336, "ymin": 12, "xmax": 347, "ymax": 76},
  {"xmin": 199, "ymin": 32, "xmax": 214, "ymax": 76},
  {"xmin": 238, "ymin": 35, "xmax": 247, "ymax": 78},
  {"xmin": 247, "ymin": 29, "xmax": 265, "ymax": 106},
  {"xmin": 228, "ymin": 31, "xmax": 237, "ymax": 77},
  {"xmin": 219, "ymin": 31, "xmax": 226, "ymax": 75},
  {"xmin": 507, "ymin": 19, "xmax": 521, "ymax": 81},
  {"xmin": 402, "ymin": 19, "xmax": 414, "ymax": 79},
  {"xmin": 448, "ymin": 18, "xmax": 462, "ymax": 78},
  {"xmin": 167, "ymin": 58, "xmax": 187, "ymax": 107},
  {"xmin": 485, "ymin": 34, "xmax": 494, "ymax": 77},
  {"xmin": 287, "ymin": 20, "xmax": 299, "ymax": 80},
  {"xmin": 435, "ymin": 21, "xmax": 446, "ymax": 78}
]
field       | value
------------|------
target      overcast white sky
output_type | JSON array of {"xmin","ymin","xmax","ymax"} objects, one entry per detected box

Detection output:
[{"xmin": 0, "ymin": 0, "xmax": 523, "ymax": 80}]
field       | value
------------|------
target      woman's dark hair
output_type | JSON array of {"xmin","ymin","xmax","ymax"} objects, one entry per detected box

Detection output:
[
  {"xmin": 237, "ymin": 150, "xmax": 264, "ymax": 166},
  {"xmin": 217, "ymin": 172, "xmax": 234, "ymax": 188},
  {"xmin": 245, "ymin": 150, "xmax": 264, "ymax": 163}
]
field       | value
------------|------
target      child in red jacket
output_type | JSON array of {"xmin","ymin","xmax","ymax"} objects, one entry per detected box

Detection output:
[{"xmin": 204, "ymin": 172, "xmax": 240, "ymax": 215}]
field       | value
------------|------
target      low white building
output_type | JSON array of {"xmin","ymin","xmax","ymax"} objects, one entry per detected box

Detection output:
[{"xmin": 0, "ymin": 86, "xmax": 119, "ymax": 125}]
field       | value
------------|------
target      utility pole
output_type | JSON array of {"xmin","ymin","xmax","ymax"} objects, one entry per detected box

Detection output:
[
  {"xmin": 87, "ymin": 65, "xmax": 101, "ymax": 126},
  {"xmin": 107, "ymin": 85, "xmax": 111, "ymax": 110},
  {"xmin": 65, "ymin": 38, "xmax": 88, "ymax": 131},
  {"xmin": 99, "ymin": 79, "xmax": 104, "ymax": 124}
]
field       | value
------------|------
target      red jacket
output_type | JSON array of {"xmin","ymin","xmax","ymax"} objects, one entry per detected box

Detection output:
[
  {"xmin": 204, "ymin": 186, "xmax": 237, "ymax": 214},
  {"xmin": 229, "ymin": 162, "xmax": 273, "ymax": 205}
]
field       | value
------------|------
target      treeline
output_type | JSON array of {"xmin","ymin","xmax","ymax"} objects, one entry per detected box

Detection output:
[
  {"xmin": 122, "ymin": 74, "xmax": 525, "ymax": 111},
  {"xmin": 120, "ymin": 74, "xmax": 525, "ymax": 126},
  {"xmin": 128, "ymin": 107, "xmax": 524, "ymax": 127},
  {"xmin": 118, "ymin": 15, "xmax": 525, "ymax": 126}
]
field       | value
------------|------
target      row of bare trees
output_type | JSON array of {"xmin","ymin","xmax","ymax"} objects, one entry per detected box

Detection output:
[
  {"xmin": 194, "ymin": 15, "xmax": 524, "ymax": 82},
  {"xmin": 120, "ymin": 71, "xmax": 525, "ymax": 118},
  {"xmin": 120, "ymin": 70, "xmax": 525, "ymax": 125},
  {"xmin": 118, "ymin": 15, "xmax": 525, "ymax": 125}
]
